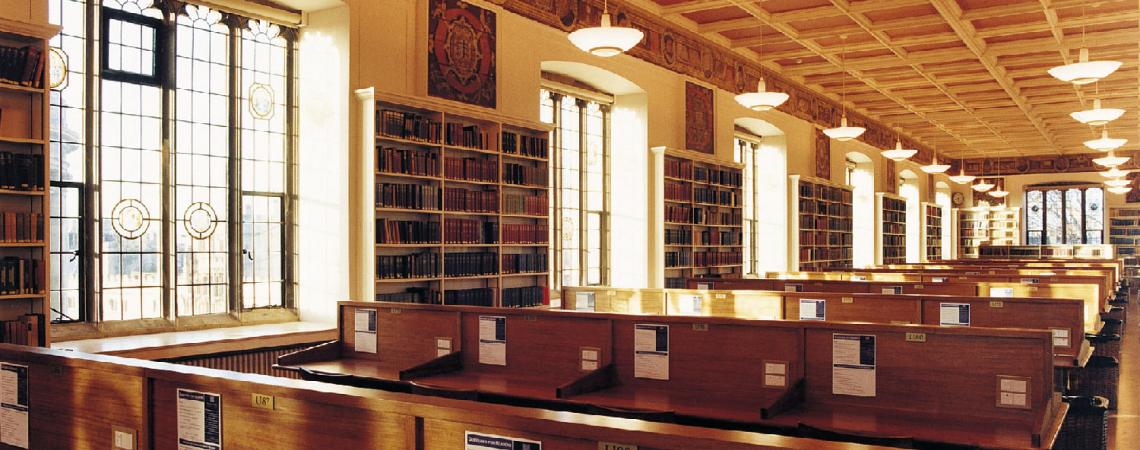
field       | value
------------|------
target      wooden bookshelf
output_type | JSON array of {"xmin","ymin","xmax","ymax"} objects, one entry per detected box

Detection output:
[
  {"xmin": 988, "ymin": 207, "xmax": 1020, "ymax": 246},
  {"xmin": 1109, "ymin": 206, "xmax": 1140, "ymax": 280},
  {"xmin": 790, "ymin": 175, "xmax": 852, "ymax": 271},
  {"xmin": 978, "ymin": 244, "xmax": 1112, "ymax": 260},
  {"xmin": 0, "ymin": 18, "xmax": 56, "ymax": 347},
  {"xmin": 366, "ymin": 92, "xmax": 551, "ymax": 308},
  {"xmin": 924, "ymin": 202, "xmax": 944, "ymax": 262},
  {"xmin": 662, "ymin": 148, "xmax": 743, "ymax": 288},
  {"xmin": 956, "ymin": 207, "xmax": 989, "ymax": 259},
  {"xmin": 874, "ymin": 193, "xmax": 906, "ymax": 265}
]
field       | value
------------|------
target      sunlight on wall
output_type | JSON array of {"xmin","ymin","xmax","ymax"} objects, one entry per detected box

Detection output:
[
  {"xmin": 611, "ymin": 94, "xmax": 648, "ymax": 287},
  {"xmin": 755, "ymin": 135, "xmax": 788, "ymax": 273},
  {"xmin": 899, "ymin": 171, "xmax": 921, "ymax": 263},
  {"xmin": 848, "ymin": 153, "xmax": 874, "ymax": 268}
]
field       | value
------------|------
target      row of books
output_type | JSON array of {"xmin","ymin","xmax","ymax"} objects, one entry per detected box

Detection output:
[
  {"xmin": 503, "ymin": 163, "xmax": 547, "ymax": 186},
  {"xmin": 377, "ymin": 219, "xmax": 439, "ymax": 244},
  {"xmin": 698, "ymin": 230, "xmax": 740, "ymax": 246},
  {"xmin": 0, "ymin": 45, "xmax": 43, "ymax": 88},
  {"xmin": 444, "ymin": 252, "xmax": 497, "ymax": 277},
  {"xmin": 665, "ymin": 180, "xmax": 691, "ymax": 202},
  {"xmin": 377, "ymin": 183, "xmax": 439, "ymax": 210},
  {"xmin": 665, "ymin": 204, "xmax": 693, "ymax": 224},
  {"xmin": 1110, "ymin": 228, "xmax": 1140, "ymax": 236},
  {"xmin": 445, "ymin": 157, "xmax": 497, "ymax": 183},
  {"xmin": 0, "ymin": 257, "xmax": 38, "ymax": 295},
  {"xmin": 0, "ymin": 153, "xmax": 44, "ymax": 191},
  {"xmin": 445, "ymin": 287, "xmax": 493, "ymax": 307},
  {"xmin": 501, "ymin": 253, "xmax": 546, "ymax": 274},
  {"xmin": 882, "ymin": 221, "xmax": 905, "ymax": 236},
  {"xmin": 502, "ymin": 286, "xmax": 545, "ymax": 308},
  {"xmin": 883, "ymin": 234, "xmax": 905, "ymax": 248},
  {"xmin": 694, "ymin": 187, "xmax": 738, "ymax": 207},
  {"xmin": 1114, "ymin": 209, "xmax": 1140, "ymax": 217},
  {"xmin": 692, "ymin": 208, "xmax": 742, "ymax": 226},
  {"xmin": 0, "ymin": 212, "xmax": 42, "ymax": 243},
  {"xmin": 444, "ymin": 220, "xmax": 498, "ymax": 245},
  {"xmin": 377, "ymin": 252, "xmax": 438, "ymax": 280},
  {"xmin": 800, "ymin": 247, "xmax": 852, "ymax": 263},
  {"xmin": 378, "ymin": 146, "xmax": 439, "ymax": 177},
  {"xmin": 693, "ymin": 166, "xmax": 741, "ymax": 187},
  {"xmin": 799, "ymin": 215, "xmax": 852, "ymax": 232},
  {"xmin": 501, "ymin": 132, "xmax": 548, "ymax": 159},
  {"xmin": 502, "ymin": 223, "xmax": 547, "ymax": 244},
  {"xmin": 801, "ymin": 260, "xmax": 853, "ymax": 271},
  {"xmin": 444, "ymin": 187, "xmax": 498, "ymax": 213},
  {"xmin": 376, "ymin": 288, "xmax": 440, "ymax": 304},
  {"xmin": 801, "ymin": 200, "xmax": 852, "ymax": 217},
  {"xmin": 665, "ymin": 229, "xmax": 692, "ymax": 245},
  {"xmin": 0, "ymin": 314, "xmax": 41, "ymax": 347},
  {"xmin": 445, "ymin": 123, "xmax": 490, "ymax": 150},
  {"xmin": 664, "ymin": 157, "xmax": 693, "ymax": 180},
  {"xmin": 379, "ymin": 109, "xmax": 441, "ymax": 143},
  {"xmin": 693, "ymin": 251, "xmax": 741, "ymax": 267},
  {"xmin": 665, "ymin": 251, "xmax": 691, "ymax": 268},
  {"xmin": 1110, "ymin": 218, "xmax": 1139, "ymax": 227},
  {"xmin": 881, "ymin": 210, "xmax": 905, "ymax": 226},
  {"xmin": 502, "ymin": 192, "xmax": 547, "ymax": 216},
  {"xmin": 799, "ymin": 230, "xmax": 853, "ymax": 246},
  {"xmin": 799, "ymin": 182, "xmax": 852, "ymax": 203},
  {"xmin": 1110, "ymin": 237, "xmax": 1138, "ymax": 245}
]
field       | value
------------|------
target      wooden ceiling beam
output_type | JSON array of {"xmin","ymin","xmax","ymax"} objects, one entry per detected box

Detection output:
[
  {"xmin": 660, "ymin": 0, "xmax": 734, "ymax": 16},
  {"xmin": 974, "ymin": 10, "xmax": 1138, "ymax": 39},
  {"xmin": 930, "ymin": 0, "xmax": 1062, "ymax": 154},
  {"xmin": 960, "ymin": 0, "xmax": 1106, "ymax": 21},
  {"xmin": 985, "ymin": 29, "xmax": 1140, "ymax": 56}
]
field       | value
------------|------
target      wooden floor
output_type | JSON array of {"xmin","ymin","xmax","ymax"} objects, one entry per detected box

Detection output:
[{"xmin": 1109, "ymin": 293, "xmax": 1139, "ymax": 449}]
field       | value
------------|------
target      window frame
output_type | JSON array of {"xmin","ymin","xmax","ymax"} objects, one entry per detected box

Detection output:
[
  {"xmin": 1023, "ymin": 184, "xmax": 1103, "ymax": 245},
  {"xmin": 735, "ymin": 135, "xmax": 760, "ymax": 275},
  {"xmin": 48, "ymin": 1, "xmax": 298, "ymax": 333}
]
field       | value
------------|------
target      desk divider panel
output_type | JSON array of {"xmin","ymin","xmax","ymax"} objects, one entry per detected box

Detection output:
[
  {"xmin": 665, "ymin": 289, "xmax": 783, "ymax": 320},
  {"xmin": 562, "ymin": 286, "xmax": 666, "ymax": 314},
  {"xmin": 781, "ymin": 293, "xmax": 922, "ymax": 325},
  {"xmin": 453, "ymin": 310, "xmax": 612, "ymax": 381},
  {"xmin": 918, "ymin": 296, "xmax": 1085, "ymax": 361},
  {"xmin": 979, "ymin": 282, "xmax": 1100, "ymax": 333}
]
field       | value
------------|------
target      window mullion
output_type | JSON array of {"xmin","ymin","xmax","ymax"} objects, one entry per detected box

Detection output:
[
  {"xmin": 576, "ymin": 98, "xmax": 587, "ymax": 287},
  {"xmin": 600, "ymin": 104, "xmax": 611, "ymax": 286},
  {"xmin": 161, "ymin": 11, "xmax": 175, "ymax": 320},
  {"xmin": 227, "ymin": 16, "xmax": 243, "ymax": 314},
  {"xmin": 84, "ymin": 0, "xmax": 101, "ymax": 323},
  {"xmin": 549, "ymin": 92, "xmax": 562, "ymax": 291}
]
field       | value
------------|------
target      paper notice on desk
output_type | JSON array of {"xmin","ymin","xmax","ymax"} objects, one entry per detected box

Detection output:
[
  {"xmin": 680, "ymin": 295, "xmax": 702, "ymax": 314},
  {"xmin": 939, "ymin": 303, "xmax": 971, "ymax": 326},
  {"xmin": 465, "ymin": 431, "xmax": 541, "ymax": 450},
  {"xmin": 575, "ymin": 292, "xmax": 596, "ymax": 311},
  {"xmin": 832, "ymin": 334, "xmax": 876, "ymax": 397},
  {"xmin": 479, "ymin": 316, "xmax": 507, "ymax": 366},
  {"xmin": 353, "ymin": 308, "xmax": 377, "ymax": 354},
  {"xmin": 177, "ymin": 389, "xmax": 221, "ymax": 450},
  {"xmin": 799, "ymin": 299, "xmax": 826, "ymax": 321},
  {"xmin": 634, "ymin": 324, "xmax": 669, "ymax": 380},
  {"xmin": 0, "ymin": 363, "xmax": 28, "ymax": 448},
  {"xmin": 990, "ymin": 287, "xmax": 1015, "ymax": 298}
]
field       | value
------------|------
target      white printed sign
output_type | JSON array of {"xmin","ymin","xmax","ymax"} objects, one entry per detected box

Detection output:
[
  {"xmin": 353, "ymin": 308, "xmax": 377, "ymax": 354},
  {"xmin": 0, "ymin": 363, "xmax": 28, "ymax": 449},
  {"xmin": 798, "ymin": 299, "xmax": 826, "ymax": 321},
  {"xmin": 939, "ymin": 303, "xmax": 971, "ymax": 327},
  {"xmin": 478, "ymin": 316, "xmax": 507, "ymax": 366},
  {"xmin": 832, "ymin": 334, "xmax": 876, "ymax": 397},
  {"xmin": 177, "ymin": 389, "xmax": 222, "ymax": 450},
  {"xmin": 634, "ymin": 324, "xmax": 669, "ymax": 380},
  {"xmin": 465, "ymin": 431, "xmax": 541, "ymax": 450}
]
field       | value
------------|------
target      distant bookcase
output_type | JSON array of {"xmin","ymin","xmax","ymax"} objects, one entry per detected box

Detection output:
[
  {"xmin": 366, "ymin": 91, "xmax": 551, "ymax": 308},
  {"xmin": 956, "ymin": 207, "xmax": 989, "ymax": 258},
  {"xmin": 790, "ymin": 175, "xmax": 853, "ymax": 271},
  {"xmin": 662, "ymin": 148, "xmax": 743, "ymax": 288},
  {"xmin": 0, "ymin": 18, "xmax": 56, "ymax": 347},
  {"xmin": 924, "ymin": 203, "xmax": 943, "ymax": 262},
  {"xmin": 875, "ymin": 193, "xmax": 906, "ymax": 265},
  {"xmin": 989, "ymin": 208, "xmax": 1020, "ymax": 246},
  {"xmin": 1109, "ymin": 206, "xmax": 1140, "ymax": 279}
]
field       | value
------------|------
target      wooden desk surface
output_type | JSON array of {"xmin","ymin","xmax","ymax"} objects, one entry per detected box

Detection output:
[
  {"xmin": 767, "ymin": 402, "xmax": 1066, "ymax": 449},
  {"xmin": 295, "ymin": 358, "xmax": 404, "ymax": 381},
  {"xmin": 408, "ymin": 371, "xmax": 565, "ymax": 399},
  {"xmin": 568, "ymin": 384, "xmax": 776, "ymax": 424}
]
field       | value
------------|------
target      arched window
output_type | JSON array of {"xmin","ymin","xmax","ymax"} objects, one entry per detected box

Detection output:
[{"xmin": 1024, "ymin": 185, "xmax": 1103, "ymax": 245}]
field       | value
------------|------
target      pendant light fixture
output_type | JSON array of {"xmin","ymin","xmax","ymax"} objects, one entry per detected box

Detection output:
[
  {"xmin": 882, "ymin": 137, "xmax": 917, "ymax": 162},
  {"xmin": 949, "ymin": 159, "xmax": 976, "ymax": 184},
  {"xmin": 1070, "ymin": 98, "xmax": 1124, "ymax": 126},
  {"xmin": 1108, "ymin": 185, "xmax": 1133, "ymax": 195},
  {"xmin": 1084, "ymin": 127, "xmax": 1127, "ymax": 152},
  {"xmin": 988, "ymin": 163, "xmax": 1009, "ymax": 198},
  {"xmin": 920, "ymin": 145, "xmax": 950, "ymax": 174},
  {"xmin": 1102, "ymin": 167, "xmax": 1128, "ymax": 178},
  {"xmin": 972, "ymin": 178, "xmax": 995, "ymax": 193},
  {"xmin": 1105, "ymin": 178, "xmax": 1131, "ymax": 188},
  {"xmin": 823, "ymin": 36, "xmax": 865, "ymax": 141},
  {"xmin": 1048, "ymin": 7, "xmax": 1121, "ymax": 84},
  {"xmin": 735, "ymin": 26, "xmax": 788, "ymax": 111},
  {"xmin": 1093, "ymin": 150, "xmax": 1129, "ymax": 167},
  {"xmin": 567, "ymin": 0, "xmax": 644, "ymax": 57}
]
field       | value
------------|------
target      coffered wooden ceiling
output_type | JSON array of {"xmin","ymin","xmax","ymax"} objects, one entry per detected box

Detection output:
[{"xmin": 629, "ymin": 0, "xmax": 1139, "ymax": 159}]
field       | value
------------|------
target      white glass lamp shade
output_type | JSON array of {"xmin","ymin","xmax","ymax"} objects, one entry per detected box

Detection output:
[
  {"xmin": 989, "ymin": 189, "xmax": 1010, "ymax": 198},
  {"xmin": 823, "ymin": 115, "xmax": 865, "ymax": 141},
  {"xmin": 1102, "ymin": 168, "xmax": 1128, "ymax": 178},
  {"xmin": 921, "ymin": 155, "xmax": 951, "ymax": 174},
  {"xmin": 972, "ymin": 180, "xmax": 994, "ymax": 192},
  {"xmin": 1071, "ymin": 99, "xmax": 1124, "ymax": 126},
  {"xmin": 1048, "ymin": 48, "xmax": 1122, "ymax": 85},
  {"xmin": 1084, "ymin": 128, "xmax": 1127, "ymax": 152},
  {"xmin": 735, "ymin": 79, "xmax": 788, "ymax": 111},
  {"xmin": 881, "ymin": 140, "xmax": 917, "ymax": 162},
  {"xmin": 949, "ymin": 173, "xmax": 976, "ymax": 184},
  {"xmin": 1105, "ymin": 178, "xmax": 1131, "ymax": 188},
  {"xmin": 1109, "ymin": 186, "xmax": 1132, "ymax": 195},
  {"xmin": 567, "ymin": 13, "xmax": 644, "ymax": 57},
  {"xmin": 1093, "ymin": 151, "xmax": 1129, "ymax": 167}
]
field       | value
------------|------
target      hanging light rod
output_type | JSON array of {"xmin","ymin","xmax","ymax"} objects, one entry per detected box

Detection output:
[
  {"xmin": 823, "ymin": 35, "xmax": 865, "ymax": 142},
  {"xmin": 568, "ymin": 0, "xmax": 644, "ymax": 57},
  {"xmin": 735, "ymin": 26, "xmax": 787, "ymax": 111}
]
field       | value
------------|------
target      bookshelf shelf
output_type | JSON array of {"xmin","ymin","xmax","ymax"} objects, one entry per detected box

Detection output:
[
  {"xmin": 660, "ymin": 148, "xmax": 743, "ymax": 288},
  {"xmin": 1109, "ymin": 206, "xmax": 1140, "ymax": 280},
  {"xmin": 955, "ymin": 207, "xmax": 1021, "ymax": 258},
  {"xmin": 370, "ymin": 92, "xmax": 550, "ymax": 307},
  {"xmin": 791, "ymin": 175, "xmax": 853, "ymax": 272},
  {"xmin": 875, "ymin": 193, "xmax": 907, "ymax": 265},
  {"xmin": 0, "ymin": 18, "xmax": 55, "ymax": 347},
  {"xmin": 924, "ymin": 203, "xmax": 944, "ymax": 262}
]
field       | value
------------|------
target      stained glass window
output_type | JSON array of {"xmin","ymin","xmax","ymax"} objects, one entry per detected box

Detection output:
[
  {"xmin": 1086, "ymin": 188, "xmax": 1103, "ymax": 244},
  {"xmin": 540, "ymin": 88, "xmax": 610, "ymax": 291},
  {"xmin": 1027, "ymin": 186, "xmax": 1104, "ymax": 245},
  {"xmin": 1025, "ymin": 190, "xmax": 1043, "ymax": 245}
]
